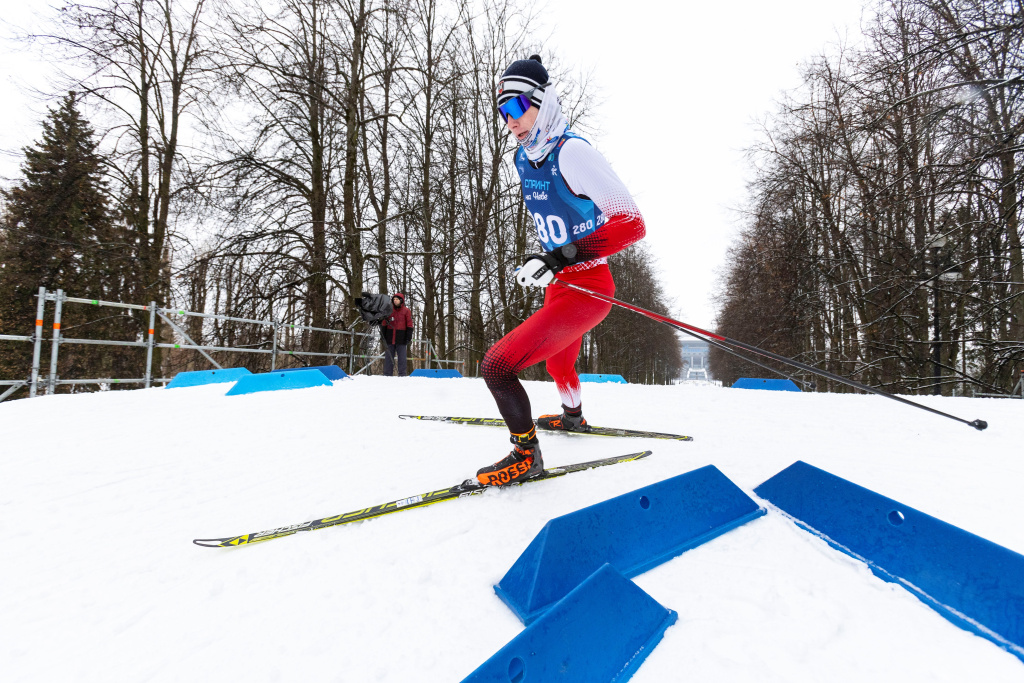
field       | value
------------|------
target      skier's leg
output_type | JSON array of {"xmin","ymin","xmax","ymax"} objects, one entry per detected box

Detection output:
[
  {"xmin": 481, "ymin": 264, "xmax": 614, "ymax": 434},
  {"xmin": 536, "ymin": 337, "xmax": 591, "ymax": 431},
  {"xmin": 478, "ymin": 264, "xmax": 616, "ymax": 485},
  {"xmin": 481, "ymin": 294, "xmax": 588, "ymax": 433},
  {"xmin": 383, "ymin": 342, "xmax": 395, "ymax": 376},
  {"xmin": 537, "ymin": 265, "xmax": 615, "ymax": 431},
  {"xmin": 545, "ymin": 336, "xmax": 585, "ymax": 409}
]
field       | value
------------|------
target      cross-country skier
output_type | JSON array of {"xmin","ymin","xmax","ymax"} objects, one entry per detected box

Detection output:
[{"xmin": 475, "ymin": 55, "xmax": 646, "ymax": 486}]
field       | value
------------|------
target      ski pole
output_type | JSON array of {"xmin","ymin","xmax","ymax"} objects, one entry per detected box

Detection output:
[{"xmin": 552, "ymin": 279, "xmax": 988, "ymax": 431}]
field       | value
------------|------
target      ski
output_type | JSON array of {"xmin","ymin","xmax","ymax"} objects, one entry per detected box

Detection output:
[
  {"xmin": 193, "ymin": 450, "xmax": 653, "ymax": 548},
  {"xmin": 399, "ymin": 414, "xmax": 693, "ymax": 441}
]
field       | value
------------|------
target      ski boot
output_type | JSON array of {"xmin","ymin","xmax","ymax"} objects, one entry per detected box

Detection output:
[
  {"xmin": 537, "ymin": 405, "xmax": 591, "ymax": 432},
  {"xmin": 476, "ymin": 427, "xmax": 545, "ymax": 486}
]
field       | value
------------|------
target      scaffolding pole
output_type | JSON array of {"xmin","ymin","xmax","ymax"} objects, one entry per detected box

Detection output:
[
  {"xmin": 157, "ymin": 312, "xmax": 223, "ymax": 369},
  {"xmin": 47, "ymin": 289, "xmax": 64, "ymax": 395},
  {"xmin": 29, "ymin": 287, "xmax": 46, "ymax": 398},
  {"xmin": 0, "ymin": 382, "xmax": 26, "ymax": 402},
  {"xmin": 145, "ymin": 302, "xmax": 156, "ymax": 388},
  {"xmin": 271, "ymin": 320, "xmax": 278, "ymax": 371}
]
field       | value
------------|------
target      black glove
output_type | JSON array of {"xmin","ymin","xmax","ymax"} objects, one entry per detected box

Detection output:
[{"xmin": 514, "ymin": 244, "xmax": 579, "ymax": 288}]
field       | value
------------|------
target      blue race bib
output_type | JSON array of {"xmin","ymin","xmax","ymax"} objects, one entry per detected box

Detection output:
[{"xmin": 515, "ymin": 133, "xmax": 606, "ymax": 253}]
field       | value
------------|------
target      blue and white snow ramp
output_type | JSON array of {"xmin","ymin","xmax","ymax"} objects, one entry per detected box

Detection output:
[
  {"xmin": 410, "ymin": 368, "xmax": 463, "ymax": 378},
  {"xmin": 495, "ymin": 465, "xmax": 765, "ymax": 625},
  {"xmin": 732, "ymin": 377, "xmax": 801, "ymax": 391},
  {"xmin": 225, "ymin": 369, "xmax": 333, "ymax": 396},
  {"xmin": 462, "ymin": 564, "xmax": 676, "ymax": 683},
  {"xmin": 755, "ymin": 461, "xmax": 1024, "ymax": 662},
  {"xmin": 165, "ymin": 367, "xmax": 251, "ymax": 388},
  {"xmin": 276, "ymin": 365, "xmax": 347, "ymax": 380},
  {"xmin": 579, "ymin": 373, "xmax": 627, "ymax": 383}
]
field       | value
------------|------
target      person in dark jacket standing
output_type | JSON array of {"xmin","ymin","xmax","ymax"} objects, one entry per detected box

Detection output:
[{"xmin": 380, "ymin": 293, "xmax": 413, "ymax": 376}]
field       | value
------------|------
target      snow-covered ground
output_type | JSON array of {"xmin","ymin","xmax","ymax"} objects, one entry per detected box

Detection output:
[{"xmin": 2, "ymin": 376, "xmax": 1023, "ymax": 681}]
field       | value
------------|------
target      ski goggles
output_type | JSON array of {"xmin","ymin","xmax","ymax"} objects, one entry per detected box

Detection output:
[{"xmin": 498, "ymin": 84, "xmax": 545, "ymax": 121}]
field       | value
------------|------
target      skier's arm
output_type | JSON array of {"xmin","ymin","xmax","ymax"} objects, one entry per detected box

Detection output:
[{"xmin": 555, "ymin": 138, "xmax": 646, "ymax": 263}]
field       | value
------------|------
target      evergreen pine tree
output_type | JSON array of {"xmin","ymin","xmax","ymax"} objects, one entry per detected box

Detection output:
[{"xmin": 0, "ymin": 92, "xmax": 140, "ymax": 391}]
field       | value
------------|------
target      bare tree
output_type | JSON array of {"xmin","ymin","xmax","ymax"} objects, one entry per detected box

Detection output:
[
  {"xmin": 45, "ymin": 0, "xmax": 211, "ymax": 303},
  {"xmin": 209, "ymin": 0, "xmax": 346, "ymax": 351},
  {"xmin": 714, "ymin": 0, "xmax": 1023, "ymax": 394}
]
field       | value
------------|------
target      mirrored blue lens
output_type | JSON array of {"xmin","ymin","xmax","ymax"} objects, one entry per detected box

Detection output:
[{"xmin": 499, "ymin": 94, "xmax": 532, "ymax": 121}]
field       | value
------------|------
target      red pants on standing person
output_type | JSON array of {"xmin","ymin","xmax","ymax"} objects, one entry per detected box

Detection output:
[{"xmin": 481, "ymin": 263, "xmax": 615, "ymax": 435}]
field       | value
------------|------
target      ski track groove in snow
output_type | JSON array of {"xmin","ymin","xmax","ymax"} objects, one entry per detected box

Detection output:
[{"xmin": 1, "ymin": 376, "xmax": 1022, "ymax": 681}]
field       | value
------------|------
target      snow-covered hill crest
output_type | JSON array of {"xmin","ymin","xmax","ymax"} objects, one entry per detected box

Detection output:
[{"xmin": 2, "ymin": 377, "xmax": 1022, "ymax": 681}]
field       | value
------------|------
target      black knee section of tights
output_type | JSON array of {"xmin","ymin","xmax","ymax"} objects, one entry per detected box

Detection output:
[{"xmin": 481, "ymin": 346, "xmax": 534, "ymax": 434}]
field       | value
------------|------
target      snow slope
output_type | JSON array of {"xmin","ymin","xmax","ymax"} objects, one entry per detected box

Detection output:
[{"xmin": 2, "ymin": 376, "xmax": 1023, "ymax": 682}]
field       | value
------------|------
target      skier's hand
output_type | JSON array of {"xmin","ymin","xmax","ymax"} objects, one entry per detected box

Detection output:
[{"xmin": 515, "ymin": 253, "xmax": 562, "ymax": 288}]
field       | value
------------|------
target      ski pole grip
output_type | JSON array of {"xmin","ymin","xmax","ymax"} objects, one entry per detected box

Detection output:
[{"xmin": 969, "ymin": 419, "xmax": 988, "ymax": 431}]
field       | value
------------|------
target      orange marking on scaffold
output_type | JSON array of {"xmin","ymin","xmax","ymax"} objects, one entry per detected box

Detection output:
[
  {"xmin": 148, "ymin": 329, "xmax": 154, "ymax": 335},
  {"xmin": 53, "ymin": 323, "xmax": 61, "ymax": 330},
  {"xmin": 35, "ymin": 319, "xmax": 43, "ymax": 326}
]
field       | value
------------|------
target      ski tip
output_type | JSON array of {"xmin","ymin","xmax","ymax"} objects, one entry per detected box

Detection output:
[{"xmin": 193, "ymin": 535, "xmax": 252, "ymax": 548}]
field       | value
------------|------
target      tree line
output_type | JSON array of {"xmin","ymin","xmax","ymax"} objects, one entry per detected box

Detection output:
[
  {"xmin": 0, "ymin": 0, "xmax": 682, "ymax": 390},
  {"xmin": 712, "ymin": 0, "xmax": 1023, "ymax": 396}
]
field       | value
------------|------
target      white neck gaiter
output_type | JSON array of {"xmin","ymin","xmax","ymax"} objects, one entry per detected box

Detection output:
[{"xmin": 521, "ymin": 83, "xmax": 568, "ymax": 162}]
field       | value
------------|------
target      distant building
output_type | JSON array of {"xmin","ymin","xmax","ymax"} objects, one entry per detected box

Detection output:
[{"xmin": 681, "ymin": 340, "xmax": 710, "ymax": 381}]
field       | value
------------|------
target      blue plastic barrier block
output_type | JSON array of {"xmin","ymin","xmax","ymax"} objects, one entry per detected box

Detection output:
[
  {"xmin": 410, "ymin": 368, "xmax": 463, "ymax": 378},
  {"xmin": 225, "ymin": 369, "xmax": 332, "ymax": 396},
  {"xmin": 732, "ymin": 377, "xmax": 800, "ymax": 391},
  {"xmin": 166, "ymin": 367, "xmax": 251, "ymax": 389},
  {"xmin": 578, "ymin": 373, "xmax": 628, "ymax": 384},
  {"xmin": 495, "ymin": 465, "xmax": 765, "ymax": 625},
  {"xmin": 463, "ymin": 564, "xmax": 677, "ymax": 683},
  {"xmin": 755, "ymin": 461, "xmax": 1024, "ymax": 662},
  {"xmin": 276, "ymin": 365, "xmax": 347, "ymax": 380}
]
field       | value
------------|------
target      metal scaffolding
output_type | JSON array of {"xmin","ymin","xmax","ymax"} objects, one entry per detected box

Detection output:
[{"xmin": 0, "ymin": 287, "xmax": 464, "ymax": 402}]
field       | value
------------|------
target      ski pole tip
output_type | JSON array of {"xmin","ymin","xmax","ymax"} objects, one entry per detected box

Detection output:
[{"xmin": 969, "ymin": 419, "xmax": 988, "ymax": 431}]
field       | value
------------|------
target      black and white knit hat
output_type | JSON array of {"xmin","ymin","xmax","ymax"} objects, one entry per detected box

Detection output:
[{"xmin": 496, "ymin": 54, "xmax": 549, "ymax": 108}]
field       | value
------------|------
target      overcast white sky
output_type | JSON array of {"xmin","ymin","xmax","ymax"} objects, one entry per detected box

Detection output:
[
  {"xmin": 0, "ymin": 0, "xmax": 868, "ymax": 328},
  {"xmin": 545, "ymin": 0, "xmax": 868, "ymax": 327}
]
